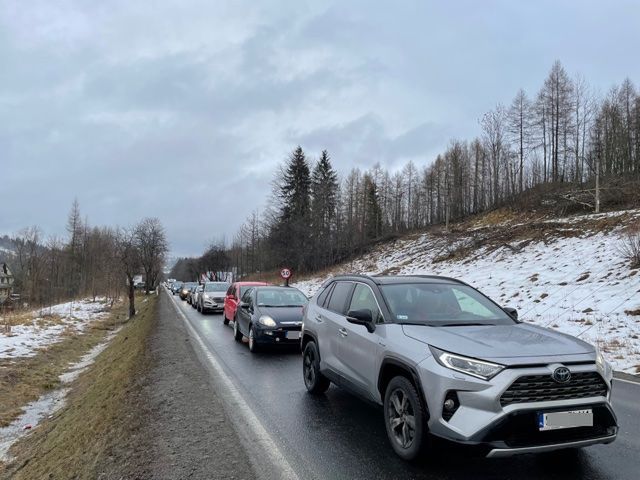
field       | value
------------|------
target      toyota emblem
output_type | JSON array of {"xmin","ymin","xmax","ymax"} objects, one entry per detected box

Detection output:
[{"xmin": 552, "ymin": 366, "xmax": 571, "ymax": 383}]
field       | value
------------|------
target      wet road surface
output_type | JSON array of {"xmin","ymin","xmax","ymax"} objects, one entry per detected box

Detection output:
[{"xmin": 170, "ymin": 293, "xmax": 639, "ymax": 480}]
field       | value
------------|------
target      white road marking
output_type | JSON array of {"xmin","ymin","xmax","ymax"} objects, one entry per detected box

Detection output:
[
  {"xmin": 613, "ymin": 376, "xmax": 640, "ymax": 387},
  {"xmin": 167, "ymin": 291, "xmax": 300, "ymax": 480}
]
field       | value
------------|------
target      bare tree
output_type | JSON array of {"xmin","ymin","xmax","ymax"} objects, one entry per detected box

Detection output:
[
  {"xmin": 117, "ymin": 228, "xmax": 140, "ymax": 318},
  {"xmin": 134, "ymin": 218, "xmax": 168, "ymax": 294},
  {"xmin": 507, "ymin": 89, "xmax": 533, "ymax": 192}
]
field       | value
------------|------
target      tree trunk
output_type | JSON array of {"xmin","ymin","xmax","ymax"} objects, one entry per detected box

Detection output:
[{"xmin": 128, "ymin": 276, "xmax": 136, "ymax": 318}]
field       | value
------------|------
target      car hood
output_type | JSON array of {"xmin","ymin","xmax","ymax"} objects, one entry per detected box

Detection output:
[
  {"xmin": 402, "ymin": 323, "xmax": 596, "ymax": 366},
  {"xmin": 257, "ymin": 306, "xmax": 304, "ymax": 325}
]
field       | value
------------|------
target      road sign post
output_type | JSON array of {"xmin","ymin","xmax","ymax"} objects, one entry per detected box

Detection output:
[{"xmin": 280, "ymin": 267, "xmax": 292, "ymax": 286}]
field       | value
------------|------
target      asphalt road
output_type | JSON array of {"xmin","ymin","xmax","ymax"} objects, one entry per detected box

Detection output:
[{"xmin": 170, "ymin": 292, "xmax": 640, "ymax": 480}]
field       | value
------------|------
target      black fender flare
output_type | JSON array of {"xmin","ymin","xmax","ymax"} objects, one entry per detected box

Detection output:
[{"xmin": 378, "ymin": 356, "xmax": 430, "ymax": 420}]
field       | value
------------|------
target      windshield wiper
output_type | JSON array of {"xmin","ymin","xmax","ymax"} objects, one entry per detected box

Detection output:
[
  {"xmin": 397, "ymin": 322, "xmax": 432, "ymax": 326},
  {"xmin": 437, "ymin": 322, "xmax": 494, "ymax": 327}
]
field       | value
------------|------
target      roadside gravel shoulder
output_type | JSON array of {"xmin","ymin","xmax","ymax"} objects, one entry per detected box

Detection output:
[{"xmin": 135, "ymin": 291, "xmax": 257, "ymax": 479}]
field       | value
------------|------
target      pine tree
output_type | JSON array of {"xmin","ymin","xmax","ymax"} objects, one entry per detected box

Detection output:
[
  {"xmin": 310, "ymin": 150, "xmax": 338, "ymax": 269},
  {"xmin": 272, "ymin": 146, "xmax": 312, "ymax": 271}
]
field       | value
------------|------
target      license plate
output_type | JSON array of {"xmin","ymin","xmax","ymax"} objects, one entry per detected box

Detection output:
[
  {"xmin": 538, "ymin": 409, "xmax": 593, "ymax": 431},
  {"xmin": 286, "ymin": 331, "xmax": 301, "ymax": 340}
]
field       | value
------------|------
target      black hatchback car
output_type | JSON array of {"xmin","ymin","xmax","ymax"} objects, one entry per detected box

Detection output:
[{"xmin": 233, "ymin": 286, "xmax": 308, "ymax": 353}]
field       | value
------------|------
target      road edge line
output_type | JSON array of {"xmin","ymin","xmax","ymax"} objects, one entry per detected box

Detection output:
[
  {"xmin": 613, "ymin": 376, "xmax": 640, "ymax": 386},
  {"xmin": 167, "ymin": 291, "xmax": 300, "ymax": 480}
]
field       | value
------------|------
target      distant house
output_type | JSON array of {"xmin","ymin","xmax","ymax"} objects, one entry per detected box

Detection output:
[{"xmin": 0, "ymin": 263, "xmax": 14, "ymax": 305}]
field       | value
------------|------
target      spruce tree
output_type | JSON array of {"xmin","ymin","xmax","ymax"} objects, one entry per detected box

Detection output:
[
  {"xmin": 272, "ymin": 146, "xmax": 312, "ymax": 271},
  {"xmin": 310, "ymin": 150, "xmax": 338, "ymax": 268}
]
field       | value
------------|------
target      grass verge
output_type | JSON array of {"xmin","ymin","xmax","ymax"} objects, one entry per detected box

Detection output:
[
  {"xmin": 0, "ymin": 295, "xmax": 156, "ymax": 479},
  {"xmin": 0, "ymin": 301, "xmax": 129, "ymax": 429}
]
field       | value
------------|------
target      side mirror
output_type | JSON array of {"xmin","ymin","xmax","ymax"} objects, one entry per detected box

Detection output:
[
  {"xmin": 504, "ymin": 307, "xmax": 518, "ymax": 321},
  {"xmin": 347, "ymin": 309, "xmax": 376, "ymax": 333}
]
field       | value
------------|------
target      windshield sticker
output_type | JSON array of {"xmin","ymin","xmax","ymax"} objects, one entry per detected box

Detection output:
[{"xmin": 397, "ymin": 314, "xmax": 408, "ymax": 320}]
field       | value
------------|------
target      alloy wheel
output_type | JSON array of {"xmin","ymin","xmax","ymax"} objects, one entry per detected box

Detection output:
[
  {"xmin": 249, "ymin": 326, "xmax": 255, "ymax": 351},
  {"xmin": 387, "ymin": 388, "xmax": 416, "ymax": 449},
  {"xmin": 303, "ymin": 348, "xmax": 316, "ymax": 387}
]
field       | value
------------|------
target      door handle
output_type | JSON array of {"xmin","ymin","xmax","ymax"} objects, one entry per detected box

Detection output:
[{"xmin": 338, "ymin": 328, "xmax": 348, "ymax": 337}]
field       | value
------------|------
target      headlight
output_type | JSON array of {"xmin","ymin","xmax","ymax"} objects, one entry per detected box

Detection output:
[
  {"xmin": 596, "ymin": 347, "xmax": 604, "ymax": 368},
  {"xmin": 430, "ymin": 346, "xmax": 504, "ymax": 380},
  {"xmin": 259, "ymin": 315, "xmax": 277, "ymax": 327}
]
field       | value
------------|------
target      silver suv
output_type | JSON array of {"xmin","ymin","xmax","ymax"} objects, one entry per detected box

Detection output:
[
  {"xmin": 301, "ymin": 275, "xmax": 617, "ymax": 460},
  {"xmin": 198, "ymin": 281, "xmax": 230, "ymax": 313}
]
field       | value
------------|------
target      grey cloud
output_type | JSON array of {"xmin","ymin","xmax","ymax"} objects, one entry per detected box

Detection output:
[{"xmin": 2, "ymin": 0, "xmax": 639, "ymax": 255}]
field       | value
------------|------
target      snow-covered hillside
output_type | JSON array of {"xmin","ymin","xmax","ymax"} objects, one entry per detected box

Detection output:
[{"xmin": 295, "ymin": 209, "xmax": 640, "ymax": 374}]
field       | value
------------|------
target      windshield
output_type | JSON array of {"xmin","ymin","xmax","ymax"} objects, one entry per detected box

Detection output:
[
  {"xmin": 380, "ymin": 283, "xmax": 514, "ymax": 326},
  {"xmin": 256, "ymin": 288, "xmax": 308, "ymax": 307},
  {"xmin": 205, "ymin": 282, "xmax": 230, "ymax": 292}
]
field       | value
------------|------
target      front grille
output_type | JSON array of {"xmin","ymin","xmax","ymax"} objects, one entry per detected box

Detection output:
[
  {"xmin": 501, "ymin": 371, "xmax": 607, "ymax": 407},
  {"xmin": 212, "ymin": 297, "xmax": 224, "ymax": 303}
]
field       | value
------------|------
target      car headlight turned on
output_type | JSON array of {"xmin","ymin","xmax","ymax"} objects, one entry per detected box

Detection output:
[
  {"xmin": 430, "ymin": 346, "xmax": 504, "ymax": 380},
  {"xmin": 258, "ymin": 315, "xmax": 277, "ymax": 327}
]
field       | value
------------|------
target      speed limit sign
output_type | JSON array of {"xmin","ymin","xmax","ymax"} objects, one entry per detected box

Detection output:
[{"xmin": 280, "ymin": 268, "xmax": 292, "ymax": 280}]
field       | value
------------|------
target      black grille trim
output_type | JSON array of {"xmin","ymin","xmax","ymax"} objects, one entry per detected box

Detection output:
[{"xmin": 501, "ymin": 371, "xmax": 607, "ymax": 407}]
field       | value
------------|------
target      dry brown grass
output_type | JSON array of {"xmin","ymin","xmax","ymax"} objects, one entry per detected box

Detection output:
[
  {"xmin": 0, "ymin": 295, "xmax": 156, "ymax": 479},
  {"xmin": 0, "ymin": 299, "xmax": 130, "ymax": 429}
]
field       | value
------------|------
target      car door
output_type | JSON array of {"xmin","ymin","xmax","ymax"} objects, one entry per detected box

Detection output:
[
  {"xmin": 320, "ymin": 281, "xmax": 355, "ymax": 375},
  {"xmin": 237, "ymin": 288, "xmax": 254, "ymax": 335},
  {"xmin": 336, "ymin": 282, "xmax": 385, "ymax": 397},
  {"xmin": 224, "ymin": 284, "xmax": 236, "ymax": 319}
]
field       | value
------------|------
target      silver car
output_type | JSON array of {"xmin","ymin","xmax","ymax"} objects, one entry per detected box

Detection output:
[
  {"xmin": 198, "ymin": 281, "xmax": 230, "ymax": 313},
  {"xmin": 301, "ymin": 275, "xmax": 617, "ymax": 460}
]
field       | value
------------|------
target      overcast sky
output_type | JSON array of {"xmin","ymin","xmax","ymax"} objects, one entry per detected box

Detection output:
[{"xmin": 2, "ymin": 0, "xmax": 639, "ymax": 256}]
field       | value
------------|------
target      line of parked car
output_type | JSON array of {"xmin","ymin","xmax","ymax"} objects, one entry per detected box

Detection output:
[
  {"xmin": 166, "ymin": 274, "xmax": 618, "ymax": 462},
  {"xmin": 168, "ymin": 279, "xmax": 308, "ymax": 352}
]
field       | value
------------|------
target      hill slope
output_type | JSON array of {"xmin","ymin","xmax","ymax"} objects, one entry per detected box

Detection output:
[{"xmin": 294, "ymin": 209, "xmax": 640, "ymax": 374}]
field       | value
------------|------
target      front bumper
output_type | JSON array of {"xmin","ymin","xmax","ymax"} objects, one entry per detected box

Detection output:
[
  {"xmin": 254, "ymin": 325, "xmax": 302, "ymax": 346},
  {"xmin": 417, "ymin": 357, "xmax": 618, "ymax": 456},
  {"xmin": 201, "ymin": 298, "xmax": 225, "ymax": 311}
]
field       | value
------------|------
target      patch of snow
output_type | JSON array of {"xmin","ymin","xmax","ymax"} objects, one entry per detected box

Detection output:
[
  {"xmin": 0, "ymin": 388, "xmax": 69, "ymax": 462},
  {"xmin": 0, "ymin": 299, "xmax": 111, "ymax": 359},
  {"xmin": 0, "ymin": 330, "xmax": 119, "ymax": 462}
]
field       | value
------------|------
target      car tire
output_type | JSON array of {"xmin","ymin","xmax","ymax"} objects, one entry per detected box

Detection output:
[
  {"xmin": 384, "ymin": 376, "xmax": 429, "ymax": 461},
  {"xmin": 233, "ymin": 319, "xmax": 243, "ymax": 342},
  {"xmin": 303, "ymin": 341, "xmax": 330, "ymax": 394},
  {"xmin": 248, "ymin": 325, "xmax": 259, "ymax": 353}
]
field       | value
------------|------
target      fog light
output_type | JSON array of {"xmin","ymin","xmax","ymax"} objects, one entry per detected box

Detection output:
[{"xmin": 442, "ymin": 391, "xmax": 460, "ymax": 422}]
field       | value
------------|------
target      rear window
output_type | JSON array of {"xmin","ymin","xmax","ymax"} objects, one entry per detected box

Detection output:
[
  {"xmin": 326, "ymin": 282, "xmax": 353, "ymax": 314},
  {"xmin": 239, "ymin": 285, "xmax": 255, "ymax": 297}
]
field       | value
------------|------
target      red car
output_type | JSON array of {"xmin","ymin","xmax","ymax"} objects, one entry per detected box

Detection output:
[{"xmin": 223, "ymin": 281, "xmax": 270, "ymax": 324}]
